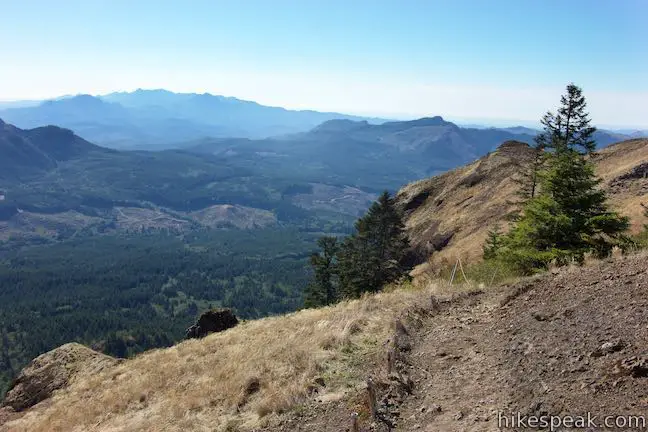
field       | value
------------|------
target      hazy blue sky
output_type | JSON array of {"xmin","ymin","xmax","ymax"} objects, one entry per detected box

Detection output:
[{"xmin": 1, "ymin": 0, "xmax": 647, "ymax": 127}]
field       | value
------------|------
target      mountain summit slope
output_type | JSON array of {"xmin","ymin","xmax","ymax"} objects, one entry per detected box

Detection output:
[
  {"xmin": 0, "ymin": 119, "xmax": 107, "ymax": 180},
  {"xmin": 396, "ymin": 138, "xmax": 648, "ymax": 272}
]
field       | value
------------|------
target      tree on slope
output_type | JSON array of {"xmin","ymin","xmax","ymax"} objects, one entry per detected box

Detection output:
[
  {"xmin": 363, "ymin": 191, "xmax": 411, "ymax": 285},
  {"xmin": 338, "ymin": 191, "xmax": 411, "ymax": 298},
  {"xmin": 483, "ymin": 225, "xmax": 503, "ymax": 260},
  {"xmin": 538, "ymin": 83, "xmax": 598, "ymax": 154},
  {"xmin": 337, "ymin": 220, "xmax": 379, "ymax": 299},
  {"xmin": 507, "ymin": 143, "xmax": 545, "ymax": 223},
  {"xmin": 499, "ymin": 84, "xmax": 629, "ymax": 272},
  {"xmin": 304, "ymin": 236, "xmax": 339, "ymax": 307},
  {"xmin": 304, "ymin": 191, "xmax": 411, "ymax": 303},
  {"xmin": 513, "ymin": 84, "xmax": 596, "ymax": 208},
  {"xmin": 638, "ymin": 203, "xmax": 648, "ymax": 246},
  {"xmin": 511, "ymin": 139, "xmax": 546, "ymax": 211}
]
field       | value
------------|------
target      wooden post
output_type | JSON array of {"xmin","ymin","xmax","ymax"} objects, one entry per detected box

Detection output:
[
  {"xmin": 367, "ymin": 377, "xmax": 378, "ymax": 419},
  {"xmin": 386, "ymin": 347, "xmax": 395, "ymax": 375},
  {"xmin": 489, "ymin": 266, "xmax": 499, "ymax": 286}
]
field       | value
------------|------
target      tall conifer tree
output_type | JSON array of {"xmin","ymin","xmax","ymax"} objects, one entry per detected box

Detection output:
[
  {"xmin": 499, "ymin": 84, "xmax": 629, "ymax": 272},
  {"xmin": 336, "ymin": 191, "xmax": 411, "ymax": 299},
  {"xmin": 304, "ymin": 236, "xmax": 339, "ymax": 307}
]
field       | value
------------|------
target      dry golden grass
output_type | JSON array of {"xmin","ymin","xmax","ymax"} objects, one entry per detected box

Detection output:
[
  {"xmin": 4, "ymin": 286, "xmax": 438, "ymax": 432},
  {"xmin": 592, "ymin": 139, "xmax": 648, "ymax": 233},
  {"xmin": 398, "ymin": 141, "xmax": 533, "ymax": 271}
]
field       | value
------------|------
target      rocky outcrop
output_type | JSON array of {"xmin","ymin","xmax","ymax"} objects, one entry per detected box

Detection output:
[
  {"xmin": 1, "ymin": 343, "xmax": 118, "ymax": 412},
  {"xmin": 185, "ymin": 309, "xmax": 239, "ymax": 339}
]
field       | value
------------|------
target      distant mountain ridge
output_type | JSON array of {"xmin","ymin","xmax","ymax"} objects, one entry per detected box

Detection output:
[
  {"xmin": 492, "ymin": 125, "xmax": 631, "ymax": 149},
  {"xmin": 0, "ymin": 115, "xmax": 636, "ymax": 244},
  {"xmin": 1, "ymin": 89, "xmax": 635, "ymax": 151},
  {"xmin": 189, "ymin": 115, "xmax": 627, "ymax": 183},
  {"xmin": 0, "ymin": 90, "xmax": 386, "ymax": 149}
]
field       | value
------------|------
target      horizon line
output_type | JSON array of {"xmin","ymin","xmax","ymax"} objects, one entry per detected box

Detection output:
[{"xmin": 1, "ymin": 89, "xmax": 647, "ymax": 131}]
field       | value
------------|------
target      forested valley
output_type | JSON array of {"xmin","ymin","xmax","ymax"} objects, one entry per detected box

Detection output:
[{"xmin": 0, "ymin": 228, "xmax": 319, "ymax": 398}]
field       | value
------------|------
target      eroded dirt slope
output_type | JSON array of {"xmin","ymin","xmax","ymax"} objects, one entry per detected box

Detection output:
[{"xmin": 397, "ymin": 253, "xmax": 648, "ymax": 431}]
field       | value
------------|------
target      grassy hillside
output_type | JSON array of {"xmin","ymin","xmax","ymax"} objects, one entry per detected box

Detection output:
[
  {"xmin": 396, "ymin": 138, "xmax": 648, "ymax": 274},
  {"xmin": 1, "ymin": 282, "xmax": 431, "ymax": 431},
  {"xmin": 4, "ymin": 252, "xmax": 647, "ymax": 431}
]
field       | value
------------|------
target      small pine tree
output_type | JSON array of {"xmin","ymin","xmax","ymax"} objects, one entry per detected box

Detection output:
[
  {"xmin": 483, "ymin": 225, "xmax": 503, "ymax": 260},
  {"xmin": 499, "ymin": 84, "xmax": 629, "ymax": 273},
  {"xmin": 508, "ymin": 143, "xmax": 545, "ymax": 221},
  {"xmin": 304, "ymin": 236, "xmax": 339, "ymax": 307}
]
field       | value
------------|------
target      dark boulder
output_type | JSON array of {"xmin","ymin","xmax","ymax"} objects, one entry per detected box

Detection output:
[{"xmin": 185, "ymin": 308, "xmax": 239, "ymax": 339}]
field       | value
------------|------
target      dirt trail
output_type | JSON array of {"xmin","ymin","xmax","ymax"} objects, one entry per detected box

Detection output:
[
  {"xmin": 266, "ymin": 253, "xmax": 648, "ymax": 432},
  {"xmin": 399, "ymin": 253, "xmax": 648, "ymax": 431},
  {"xmin": 396, "ymin": 291, "xmax": 508, "ymax": 431}
]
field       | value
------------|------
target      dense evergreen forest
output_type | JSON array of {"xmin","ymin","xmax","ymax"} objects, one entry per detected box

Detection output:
[{"xmin": 0, "ymin": 228, "xmax": 318, "ymax": 398}]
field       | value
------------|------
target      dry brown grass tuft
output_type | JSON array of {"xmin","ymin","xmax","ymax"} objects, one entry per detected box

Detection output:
[{"xmin": 3, "ymin": 287, "xmax": 436, "ymax": 432}]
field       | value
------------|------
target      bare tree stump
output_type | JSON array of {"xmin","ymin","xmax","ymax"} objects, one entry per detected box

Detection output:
[
  {"xmin": 350, "ymin": 412, "xmax": 359, "ymax": 432},
  {"xmin": 386, "ymin": 347, "xmax": 396, "ymax": 375}
]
